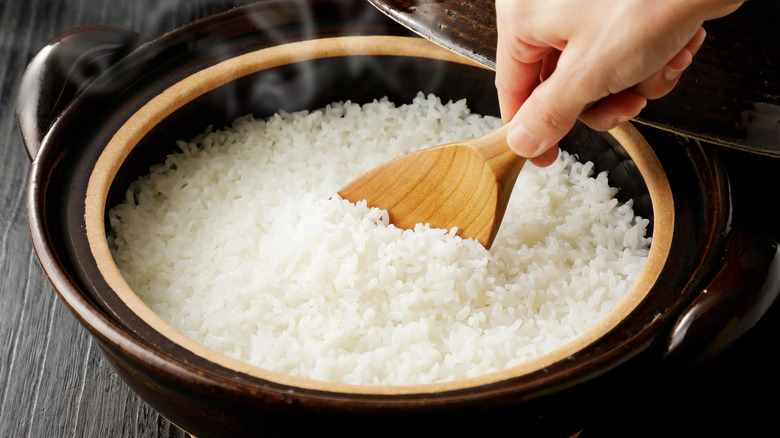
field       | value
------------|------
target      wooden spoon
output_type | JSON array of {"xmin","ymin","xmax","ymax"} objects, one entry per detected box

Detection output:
[{"xmin": 338, "ymin": 124, "xmax": 525, "ymax": 249}]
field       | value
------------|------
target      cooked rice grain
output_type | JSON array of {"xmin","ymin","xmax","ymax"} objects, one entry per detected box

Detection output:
[{"xmin": 108, "ymin": 93, "xmax": 650, "ymax": 385}]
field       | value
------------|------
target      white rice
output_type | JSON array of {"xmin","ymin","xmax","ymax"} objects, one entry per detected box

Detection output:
[{"xmin": 108, "ymin": 92, "xmax": 651, "ymax": 385}]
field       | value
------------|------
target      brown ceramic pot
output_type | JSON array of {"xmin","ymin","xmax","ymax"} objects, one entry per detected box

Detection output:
[{"xmin": 17, "ymin": 1, "xmax": 780, "ymax": 437}]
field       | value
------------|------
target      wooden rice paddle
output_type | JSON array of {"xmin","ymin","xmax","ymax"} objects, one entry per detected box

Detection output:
[{"xmin": 338, "ymin": 124, "xmax": 525, "ymax": 249}]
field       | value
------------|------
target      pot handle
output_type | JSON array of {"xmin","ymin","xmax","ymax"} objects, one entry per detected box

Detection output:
[
  {"xmin": 16, "ymin": 25, "xmax": 145, "ymax": 161},
  {"xmin": 664, "ymin": 227, "xmax": 780, "ymax": 364}
]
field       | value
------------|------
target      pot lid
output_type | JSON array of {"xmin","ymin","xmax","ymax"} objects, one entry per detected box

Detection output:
[{"xmin": 367, "ymin": 0, "xmax": 780, "ymax": 157}]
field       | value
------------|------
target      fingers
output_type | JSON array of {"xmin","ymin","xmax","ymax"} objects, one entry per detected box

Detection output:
[
  {"xmin": 631, "ymin": 27, "xmax": 706, "ymax": 100},
  {"xmin": 539, "ymin": 50, "xmax": 561, "ymax": 83},
  {"xmin": 579, "ymin": 26, "xmax": 704, "ymax": 133},
  {"xmin": 495, "ymin": 0, "xmax": 587, "ymax": 162},
  {"xmin": 494, "ymin": 5, "xmax": 552, "ymax": 124},
  {"xmin": 494, "ymin": 0, "xmax": 742, "ymax": 168},
  {"xmin": 496, "ymin": 1, "xmax": 739, "ymax": 165},
  {"xmin": 495, "ymin": 37, "xmax": 552, "ymax": 123},
  {"xmin": 529, "ymin": 145, "xmax": 560, "ymax": 167},
  {"xmin": 505, "ymin": 68, "xmax": 586, "ymax": 159},
  {"xmin": 495, "ymin": 56, "xmax": 543, "ymax": 124},
  {"xmin": 630, "ymin": 47, "xmax": 692, "ymax": 99},
  {"xmin": 579, "ymin": 90, "xmax": 647, "ymax": 131},
  {"xmin": 706, "ymin": 2, "xmax": 743, "ymax": 19}
]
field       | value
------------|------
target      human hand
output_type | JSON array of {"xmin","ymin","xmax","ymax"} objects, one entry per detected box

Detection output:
[{"xmin": 495, "ymin": 0, "xmax": 743, "ymax": 166}]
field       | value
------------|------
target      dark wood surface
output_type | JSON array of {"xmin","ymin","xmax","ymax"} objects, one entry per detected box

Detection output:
[{"xmin": 1, "ymin": 1, "xmax": 779, "ymax": 437}]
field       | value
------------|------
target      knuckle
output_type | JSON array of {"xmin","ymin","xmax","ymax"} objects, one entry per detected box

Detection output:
[{"xmin": 527, "ymin": 94, "xmax": 569, "ymax": 132}]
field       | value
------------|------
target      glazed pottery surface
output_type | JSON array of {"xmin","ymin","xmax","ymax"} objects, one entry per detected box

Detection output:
[{"xmin": 17, "ymin": 1, "xmax": 780, "ymax": 436}]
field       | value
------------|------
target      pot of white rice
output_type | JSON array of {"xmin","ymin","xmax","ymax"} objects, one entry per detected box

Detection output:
[{"xmin": 20, "ymin": 1, "xmax": 780, "ymax": 437}]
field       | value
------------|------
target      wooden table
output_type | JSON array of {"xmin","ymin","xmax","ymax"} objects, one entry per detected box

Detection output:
[{"xmin": 1, "ymin": 1, "xmax": 779, "ymax": 436}]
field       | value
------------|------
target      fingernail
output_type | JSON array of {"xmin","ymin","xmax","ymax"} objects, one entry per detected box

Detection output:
[
  {"xmin": 507, "ymin": 122, "xmax": 546, "ymax": 157},
  {"xmin": 664, "ymin": 67, "xmax": 684, "ymax": 82}
]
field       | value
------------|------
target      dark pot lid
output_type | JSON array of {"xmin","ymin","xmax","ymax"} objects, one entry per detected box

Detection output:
[
  {"xmin": 17, "ymin": 0, "xmax": 780, "ymax": 435},
  {"xmin": 368, "ymin": 0, "xmax": 780, "ymax": 156}
]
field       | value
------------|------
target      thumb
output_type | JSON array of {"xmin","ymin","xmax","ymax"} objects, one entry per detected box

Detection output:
[{"xmin": 506, "ymin": 75, "xmax": 585, "ymax": 159}]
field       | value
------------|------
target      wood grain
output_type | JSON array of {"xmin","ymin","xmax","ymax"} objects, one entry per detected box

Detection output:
[
  {"xmin": 0, "ymin": 0, "xmax": 255, "ymax": 436},
  {"xmin": 1, "ymin": 1, "xmax": 780, "ymax": 437},
  {"xmin": 338, "ymin": 119, "xmax": 524, "ymax": 250}
]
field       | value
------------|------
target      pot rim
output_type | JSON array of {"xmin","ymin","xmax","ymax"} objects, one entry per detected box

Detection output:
[{"xmin": 78, "ymin": 35, "xmax": 675, "ymax": 395}]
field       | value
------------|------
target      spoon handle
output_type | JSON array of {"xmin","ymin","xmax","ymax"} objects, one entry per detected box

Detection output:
[{"xmin": 469, "ymin": 124, "xmax": 526, "ymax": 188}]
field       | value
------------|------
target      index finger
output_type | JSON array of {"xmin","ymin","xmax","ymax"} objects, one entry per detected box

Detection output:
[{"xmin": 494, "ymin": 30, "xmax": 551, "ymax": 122}]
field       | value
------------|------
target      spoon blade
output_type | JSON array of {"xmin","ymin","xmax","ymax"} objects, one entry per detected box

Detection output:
[{"xmin": 338, "ymin": 137, "xmax": 522, "ymax": 249}]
